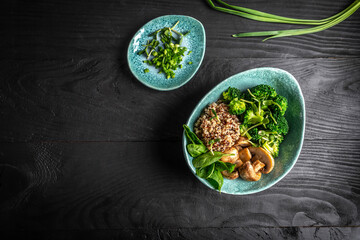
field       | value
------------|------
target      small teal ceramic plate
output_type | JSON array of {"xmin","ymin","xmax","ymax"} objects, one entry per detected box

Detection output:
[
  {"xmin": 127, "ymin": 15, "xmax": 206, "ymax": 91},
  {"xmin": 183, "ymin": 67, "xmax": 305, "ymax": 195}
]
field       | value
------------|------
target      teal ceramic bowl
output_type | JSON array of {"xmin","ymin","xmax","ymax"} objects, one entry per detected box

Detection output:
[
  {"xmin": 127, "ymin": 15, "xmax": 206, "ymax": 91},
  {"xmin": 183, "ymin": 67, "xmax": 305, "ymax": 195}
]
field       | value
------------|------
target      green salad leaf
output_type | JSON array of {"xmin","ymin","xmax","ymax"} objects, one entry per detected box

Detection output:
[
  {"xmin": 183, "ymin": 124, "xmax": 208, "ymax": 157},
  {"xmin": 187, "ymin": 143, "xmax": 208, "ymax": 158},
  {"xmin": 207, "ymin": 170, "xmax": 224, "ymax": 191},
  {"xmin": 192, "ymin": 151, "xmax": 232, "ymax": 168},
  {"xmin": 215, "ymin": 161, "xmax": 236, "ymax": 173},
  {"xmin": 183, "ymin": 125, "xmax": 204, "ymax": 145},
  {"xmin": 196, "ymin": 164, "xmax": 215, "ymax": 179},
  {"xmin": 183, "ymin": 125, "xmax": 235, "ymax": 192}
]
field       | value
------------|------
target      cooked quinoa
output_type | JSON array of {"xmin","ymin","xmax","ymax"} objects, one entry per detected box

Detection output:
[{"xmin": 194, "ymin": 101, "xmax": 241, "ymax": 152}]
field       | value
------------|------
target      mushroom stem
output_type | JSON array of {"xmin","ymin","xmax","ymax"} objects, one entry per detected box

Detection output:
[{"xmin": 239, "ymin": 161, "xmax": 262, "ymax": 181}]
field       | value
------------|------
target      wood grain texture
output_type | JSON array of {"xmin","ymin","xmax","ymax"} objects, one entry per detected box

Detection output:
[
  {"xmin": 1, "ymin": 0, "xmax": 359, "ymax": 60},
  {"xmin": 0, "ymin": 142, "xmax": 359, "ymax": 230},
  {"xmin": 1, "ymin": 0, "xmax": 360, "ymax": 238},
  {"xmin": 1, "ymin": 58, "xmax": 360, "ymax": 141},
  {"xmin": 1, "ymin": 227, "xmax": 360, "ymax": 240}
]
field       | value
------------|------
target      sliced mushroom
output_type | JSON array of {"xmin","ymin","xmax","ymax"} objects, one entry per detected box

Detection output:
[
  {"xmin": 233, "ymin": 145, "xmax": 243, "ymax": 151},
  {"xmin": 220, "ymin": 147, "xmax": 239, "ymax": 164},
  {"xmin": 221, "ymin": 170, "xmax": 239, "ymax": 180},
  {"xmin": 234, "ymin": 159, "xmax": 243, "ymax": 168},
  {"xmin": 238, "ymin": 148, "xmax": 252, "ymax": 163},
  {"xmin": 234, "ymin": 136, "xmax": 252, "ymax": 148},
  {"xmin": 252, "ymin": 160, "xmax": 265, "ymax": 172},
  {"xmin": 248, "ymin": 146, "xmax": 274, "ymax": 174},
  {"xmin": 239, "ymin": 161, "xmax": 262, "ymax": 181}
]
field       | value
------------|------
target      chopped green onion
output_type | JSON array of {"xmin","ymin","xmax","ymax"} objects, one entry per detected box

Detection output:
[
  {"xmin": 138, "ymin": 21, "xmax": 191, "ymax": 78},
  {"xmin": 208, "ymin": 138, "xmax": 220, "ymax": 155},
  {"xmin": 209, "ymin": 109, "xmax": 220, "ymax": 121}
]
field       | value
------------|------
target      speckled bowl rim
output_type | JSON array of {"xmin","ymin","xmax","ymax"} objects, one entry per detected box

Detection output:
[
  {"xmin": 127, "ymin": 15, "xmax": 206, "ymax": 91},
  {"xmin": 182, "ymin": 67, "xmax": 306, "ymax": 195}
]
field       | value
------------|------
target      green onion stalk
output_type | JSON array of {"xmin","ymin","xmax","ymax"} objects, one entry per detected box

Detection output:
[{"xmin": 206, "ymin": 0, "xmax": 360, "ymax": 41}]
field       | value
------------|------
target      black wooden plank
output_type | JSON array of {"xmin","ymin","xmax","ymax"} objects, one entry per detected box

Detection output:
[
  {"xmin": 1, "ymin": 227, "xmax": 360, "ymax": 240},
  {"xmin": 0, "ymin": 142, "xmax": 359, "ymax": 229},
  {"xmin": 1, "ymin": 58, "xmax": 360, "ymax": 141},
  {"xmin": 1, "ymin": 0, "xmax": 359, "ymax": 60}
]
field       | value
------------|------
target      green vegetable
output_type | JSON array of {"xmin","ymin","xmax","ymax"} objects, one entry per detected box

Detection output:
[
  {"xmin": 247, "ymin": 127, "xmax": 261, "ymax": 142},
  {"xmin": 195, "ymin": 160, "xmax": 235, "ymax": 192},
  {"xmin": 222, "ymin": 87, "xmax": 243, "ymax": 102},
  {"xmin": 228, "ymin": 98, "xmax": 246, "ymax": 115},
  {"xmin": 258, "ymin": 130, "xmax": 284, "ymax": 157},
  {"xmin": 183, "ymin": 125, "xmax": 204, "ymax": 146},
  {"xmin": 269, "ymin": 95, "xmax": 288, "ymax": 116},
  {"xmin": 208, "ymin": 138, "xmax": 220, "ymax": 155},
  {"xmin": 188, "ymin": 61, "xmax": 193, "ymax": 65},
  {"xmin": 207, "ymin": 170, "xmax": 224, "ymax": 191},
  {"xmin": 187, "ymin": 143, "xmax": 208, "ymax": 158},
  {"xmin": 183, "ymin": 125, "xmax": 235, "ymax": 192},
  {"xmin": 221, "ymin": 84, "xmax": 289, "ymax": 157},
  {"xmin": 196, "ymin": 164, "xmax": 215, "ymax": 179},
  {"xmin": 215, "ymin": 161, "xmax": 236, "ymax": 173},
  {"xmin": 208, "ymin": 0, "xmax": 339, "ymax": 25},
  {"xmin": 206, "ymin": 0, "xmax": 360, "ymax": 41},
  {"xmin": 192, "ymin": 151, "xmax": 232, "ymax": 168},
  {"xmin": 144, "ymin": 68, "xmax": 149, "ymax": 73},
  {"xmin": 183, "ymin": 125, "xmax": 207, "ymax": 157},
  {"xmin": 243, "ymin": 108, "xmax": 264, "ymax": 125},
  {"xmin": 267, "ymin": 111, "xmax": 289, "ymax": 135},
  {"xmin": 138, "ymin": 21, "xmax": 190, "ymax": 78},
  {"xmin": 209, "ymin": 109, "xmax": 220, "ymax": 121},
  {"xmin": 249, "ymin": 84, "xmax": 277, "ymax": 99},
  {"xmin": 262, "ymin": 140, "xmax": 281, "ymax": 158}
]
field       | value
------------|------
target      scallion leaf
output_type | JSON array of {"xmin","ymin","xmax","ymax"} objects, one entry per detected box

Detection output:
[{"xmin": 206, "ymin": 0, "xmax": 360, "ymax": 40}]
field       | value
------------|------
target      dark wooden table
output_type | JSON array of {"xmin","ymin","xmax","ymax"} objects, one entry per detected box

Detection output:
[{"xmin": 1, "ymin": 0, "xmax": 360, "ymax": 239}]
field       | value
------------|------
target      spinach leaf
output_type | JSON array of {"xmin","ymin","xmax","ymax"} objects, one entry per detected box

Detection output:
[
  {"xmin": 192, "ymin": 152, "xmax": 232, "ymax": 168},
  {"xmin": 187, "ymin": 143, "xmax": 208, "ymax": 158},
  {"xmin": 215, "ymin": 161, "xmax": 236, "ymax": 173},
  {"xmin": 207, "ymin": 170, "xmax": 224, "ymax": 191},
  {"xmin": 183, "ymin": 124, "xmax": 205, "ymax": 146},
  {"xmin": 196, "ymin": 163, "xmax": 215, "ymax": 179},
  {"xmin": 226, "ymin": 163, "xmax": 236, "ymax": 173}
]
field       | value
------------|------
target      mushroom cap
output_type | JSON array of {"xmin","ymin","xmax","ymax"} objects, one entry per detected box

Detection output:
[
  {"xmin": 238, "ymin": 147, "xmax": 252, "ymax": 163},
  {"xmin": 221, "ymin": 170, "xmax": 239, "ymax": 180},
  {"xmin": 239, "ymin": 161, "xmax": 262, "ymax": 181},
  {"xmin": 234, "ymin": 136, "xmax": 252, "ymax": 148},
  {"xmin": 233, "ymin": 145, "xmax": 243, "ymax": 151},
  {"xmin": 234, "ymin": 159, "xmax": 243, "ymax": 168},
  {"xmin": 248, "ymin": 146, "xmax": 274, "ymax": 174},
  {"xmin": 220, "ymin": 147, "xmax": 239, "ymax": 164}
]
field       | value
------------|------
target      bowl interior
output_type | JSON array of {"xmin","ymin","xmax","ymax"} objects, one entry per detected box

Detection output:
[
  {"xmin": 127, "ymin": 15, "xmax": 206, "ymax": 91},
  {"xmin": 183, "ymin": 67, "xmax": 305, "ymax": 195}
]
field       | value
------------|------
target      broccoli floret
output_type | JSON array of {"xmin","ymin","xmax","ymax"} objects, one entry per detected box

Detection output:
[
  {"xmin": 270, "ymin": 95, "xmax": 288, "ymax": 116},
  {"xmin": 243, "ymin": 109, "xmax": 264, "ymax": 125},
  {"xmin": 249, "ymin": 84, "xmax": 277, "ymax": 99},
  {"xmin": 248, "ymin": 128, "xmax": 261, "ymax": 142},
  {"xmin": 222, "ymin": 87, "xmax": 243, "ymax": 102},
  {"xmin": 239, "ymin": 124, "xmax": 252, "ymax": 139},
  {"xmin": 262, "ymin": 139, "xmax": 281, "ymax": 157},
  {"xmin": 257, "ymin": 130, "xmax": 284, "ymax": 157},
  {"xmin": 267, "ymin": 111, "xmax": 289, "ymax": 135},
  {"xmin": 258, "ymin": 130, "xmax": 284, "ymax": 142},
  {"xmin": 228, "ymin": 98, "xmax": 246, "ymax": 115}
]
